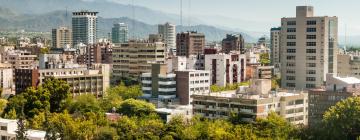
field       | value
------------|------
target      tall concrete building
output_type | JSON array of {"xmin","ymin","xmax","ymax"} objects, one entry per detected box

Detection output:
[
  {"xmin": 222, "ymin": 34, "xmax": 245, "ymax": 54},
  {"xmin": 112, "ymin": 23, "xmax": 128, "ymax": 43},
  {"xmin": 280, "ymin": 6, "xmax": 338, "ymax": 89},
  {"xmin": 176, "ymin": 32, "xmax": 205, "ymax": 57},
  {"xmin": 52, "ymin": 27, "xmax": 72, "ymax": 48},
  {"xmin": 158, "ymin": 22, "xmax": 176, "ymax": 50},
  {"xmin": 270, "ymin": 27, "xmax": 281, "ymax": 76},
  {"xmin": 72, "ymin": 11, "xmax": 98, "ymax": 46}
]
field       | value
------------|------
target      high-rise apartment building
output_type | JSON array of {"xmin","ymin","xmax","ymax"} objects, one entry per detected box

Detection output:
[
  {"xmin": 280, "ymin": 6, "xmax": 338, "ymax": 89},
  {"xmin": 222, "ymin": 34, "xmax": 245, "ymax": 54},
  {"xmin": 176, "ymin": 32, "xmax": 205, "ymax": 57},
  {"xmin": 52, "ymin": 27, "xmax": 72, "ymax": 48},
  {"xmin": 72, "ymin": 11, "xmax": 98, "ymax": 46},
  {"xmin": 270, "ymin": 27, "xmax": 281, "ymax": 73},
  {"xmin": 112, "ymin": 40, "xmax": 167, "ymax": 80},
  {"xmin": 112, "ymin": 23, "xmax": 128, "ymax": 43},
  {"xmin": 158, "ymin": 22, "xmax": 176, "ymax": 50}
]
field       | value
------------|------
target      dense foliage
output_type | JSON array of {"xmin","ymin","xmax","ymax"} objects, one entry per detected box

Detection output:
[
  {"xmin": 210, "ymin": 81, "xmax": 250, "ymax": 92},
  {"xmin": 260, "ymin": 53, "xmax": 270, "ymax": 65},
  {"xmin": 1, "ymin": 78, "xmax": 360, "ymax": 139}
]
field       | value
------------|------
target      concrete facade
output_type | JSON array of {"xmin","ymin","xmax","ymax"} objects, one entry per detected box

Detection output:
[{"xmin": 176, "ymin": 32, "xmax": 205, "ymax": 57}]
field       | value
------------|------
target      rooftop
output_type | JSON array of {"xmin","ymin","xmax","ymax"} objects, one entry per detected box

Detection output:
[{"xmin": 334, "ymin": 76, "xmax": 360, "ymax": 84}]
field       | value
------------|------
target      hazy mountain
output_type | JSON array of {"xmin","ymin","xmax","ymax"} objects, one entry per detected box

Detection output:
[{"xmin": 0, "ymin": 8, "xmax": 256, "ymax": 42}]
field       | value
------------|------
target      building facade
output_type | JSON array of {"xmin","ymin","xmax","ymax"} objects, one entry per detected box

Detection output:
[
  {"xmin": 52, "ymin": 26, "xmax": 72, "ymax": 48},
  {"xmin": 337, "ymin": 53, "xmax": 360, "ymax": 79},
  {"xmin": 205, "ymin": 53, "xmax": 246, "ymax": 87},
  {"xmin": 308, "ymin": 74, "xmax": 360, "ymax": 127},
  {"xmin": 176, "ymin": 32, "xmax": 205, "ymax": 57},
  {"xmin": 280, "ymin": 6, "xmax": 338, "ymax": 89},
  {"xmin": 15, "ymin": 64, "xmax": 110, "ymax": 97},
  {"xmin": 112, "ymin": 23, "xmax": 128, "ymax": 43},
  {"xmin": 175, "ymin": 70, "xmax": 211, "ymax": 105},
  {"xmin": 112, "ymin": 40, "xmax": 167, "ymax": 80},
  {"xmin": 0, "ymin": 118, "xmax": 46, "ymax": 140},
  {"xmin": 270, "ymin": 27, "xmax": 281, "ymax": 76},
  {"xmin": 222, "ymin": 34, "xmax": 245, "ymax": 54},
  {"xmin": 158, "ymin": 22, "xmax": 176, "ymax": 50},
  {"xmin": 192, "ymin": 79, "xmax": 308, "ymax": 125},
  {"xmin": 72, "ymin": 11, "xmax": 98, "ymax": 46}
]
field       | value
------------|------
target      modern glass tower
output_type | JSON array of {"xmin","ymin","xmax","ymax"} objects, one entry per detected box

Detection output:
[
  {"xmin": 111, "ymin": 23, "xmax": 128, "ymax": 43},
  {"xmin": 72, "ymin": 11, "xmax": 98, "ymax": 46}
]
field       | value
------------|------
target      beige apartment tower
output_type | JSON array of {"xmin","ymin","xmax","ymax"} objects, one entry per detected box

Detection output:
[
  {"xmin": 52, "ymin": 27, "xmax": 72, "ymax": 48},
  {"xmin": 280, "ymin": 6, "xmax": 338, "ymax": 90}
]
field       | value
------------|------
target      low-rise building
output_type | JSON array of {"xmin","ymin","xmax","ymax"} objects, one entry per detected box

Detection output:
[
  {"xmin": 0, "ymin": 118, "xmax": 46, "ymax": 140},
  {"xmin": 192, "ymin": 79, "xmax": 308, "ymax": 125},
  {"xmin": 337, "ymin": 53, "xmax": 360, "ymax": 79},
  {"xmin": 205, "ymin": 53, "xmax": 246, "ymax": 87},
  {"xmin": 15, "ymin": 64, "xmax": 110, "ymax": 97},
  {"xmin": 1, "ymin": 50, "xmax": 37, "ymax": 69},
  {"xmin": 308, "ymin": 74, "xmax": 360, "ymax": 127}
]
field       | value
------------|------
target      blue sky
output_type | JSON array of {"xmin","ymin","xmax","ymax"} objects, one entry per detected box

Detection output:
[{"xmin": 109, "ymin": 0, "xmax": 360, "ymax": 36}]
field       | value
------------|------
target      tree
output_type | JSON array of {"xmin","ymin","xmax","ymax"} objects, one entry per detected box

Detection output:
[
  {"xmin": 94, "ymin": 126, "xmax": 119, "ymax": 140},
  {"xmin": 117, "ymin": 99, "xmax": 155, "ymax": 117},
  {"xmin": 16, "ymin": 116, "xmax": 28, "ymax": 140},
  {"xmin": 107, "ymin": 82, "xmax": 142, "ymax": 100},
  {"xmin": 100, "ymin": 90, "xmax": 122, "ymax": 112},
  {"xmin": 254, "ymin": 112, "xmax": 295, "ymax": 139},
  {"xmin": 322, "ymin": 97, "xmax": 360, "ymax": 139},
  {"xmin": 0, "ymin": 99, "xmax": 8, "ymax": 114},
  {"xmin": 67, "ymin": 94, "xmax": 103, "ymax": 115},
  {"xmin": 42, "ymin": 77, "xmax": 71, "ymax": 113},
  {"xmin": 260, "ymin": 53, "xmax": 270, "ymax": 66},
  {"xmin": 4, "ymin": 108, "xmax": 17, "ymax": 119}
]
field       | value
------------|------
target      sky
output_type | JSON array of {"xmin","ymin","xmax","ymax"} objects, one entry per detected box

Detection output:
[{"xmin": 109, "ymin": 0, "xmax": 360, "ymax": 36}]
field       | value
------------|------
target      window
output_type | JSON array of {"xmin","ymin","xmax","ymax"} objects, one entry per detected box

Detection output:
[
  {"xmin": 306, "ymin": 77, "xmax": 316, "ymax": 81},
  {"xmin": 287, "ymin": 35, "xmax": 296, "ymax": 39},
  {"xmin": 287, "ymin": 63, "xmax": 296, "ymax": 67},
  {"xmin": 286, "ymin": 76, "xmax": 296, "ymax": 80},
  {"xmin": 307, "ymin": 28, "xmax": 317, "ymax": 32},
  {"xmin": 0, "ymin": 126, "xmax": 7, "ymax": 131},
  {"xmin": 287, "ymin": 49, "xmax": 296, "ymax": 53},
  {"xmin": 306, "ymin": 84, "xmax": 316, "ymax": 88},
  {"xmin": 287, "ymin": 28, "xmax": 296, "ymax": 32},
  {"xmin": 307, "ymin": 35, "xmax": 316, "ymax": 39},
  {"xmin": 307, "ymin": 70, "xmax": 316, "ymax": 74},
  {"xmin": 287, "ymin": 21, "xmax": 296, "ymax": 25},
  {"xmin": 286, "ymin": 83, "xmax": 296, "ymax": 87},
  {"xmin": 306, "ymin": 56, "xmax": 316, "ymax": 60},
  {"xmin": 306, "ymin": 42, "xmax": 316, "ymax": 46},
  {"xmin": 286, "ymin": 70, "xmax": 296, "ymax": 74},
  {"xmin": 307, "ymin": 20, "xmax": 317, "ymax": 25},
  {"xmin": 286, "ymin": 56, "xmax": 296, "ymax": 60},
  {"xmin": 307, "ymin": 63, "xmax": 316, "ymax": 67},
  {"xmin": 287, "ymin": 42, "xmax": 296, "ymax": 46},
  {"xmin": 306, "ymin": 49, "xmax": 316, "ymax": 53}
]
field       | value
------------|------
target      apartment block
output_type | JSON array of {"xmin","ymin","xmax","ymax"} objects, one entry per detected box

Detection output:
[
  {"xmin": 192, "ymin": 79, "xmax": 308, "ymax": 125},
  {"xmin": 72, "ymin": 11, "xmax": 98, "ymax": 46},
  {"xmin": 270, "ymin": 27, "xmax": 281, "ymax": 76},
  {"xmin": 222, "ymin": 34, "xmax": 245, "ymax": 54},
  {"xmin": 175, "ymin": 70, "xmax": 211, "ymax": 105},
  {"xmin": 77, "ymin": 43, "xmax": 113, "ymax": 67},
  {"xmin": 308, "ymin": 74, "xmax": 360, "ymax": 127},
  {"xmin": 52, "ymin": 26, "xmax": 72, "ymax": 48},
  {"xmin": 141, "ymin": 64, "xmax": 176, "ymax": 107},
  {"xmin": 158, "ymin": 22, "xmax": 176, "ymax": 50},
  {"xmin": 176, "ymin": 32, "xmax": 205, "ymax": 57},
  {"xmin": 205, "ymin": 53, "xmax": 246, "ymax": 87},
  {"xmin": 280, "ymin": 6, "xmax": 338, "ymax": 90},
  {"xmin": 337, "ymin": 53, "xmax": 360, "ymax": 79},
  {"xmin": 15, "ymin": 64, "xmax": 110, "ymax": 97},
  {"xmin": 0, "ymin": 65, "xmax": 13, "ymax": 94},
  {"xmin": 1, "ymin": 50, "xmax": 37, "ymax": 69},
  {"xmin": 170, "ymin": 54, "xmax": 205, "ymax": 72},
  {"xmin": 112, "ymin": 40, "xmax": 166, "ymax": 80}
]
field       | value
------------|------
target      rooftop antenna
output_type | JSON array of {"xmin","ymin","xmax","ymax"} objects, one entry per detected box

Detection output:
[
  {"xmin": 344, "ymin": 24, "xmax": 347, "ymax": 54},
  {"xmin": 132, "ymin": 0, "xmax": 136, "ymax": 39},
  {"xmin": 180, "ymin": 0, "xmax": 183, "ymax": 31}
]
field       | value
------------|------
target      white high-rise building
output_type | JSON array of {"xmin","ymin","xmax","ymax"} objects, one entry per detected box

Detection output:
[
  {"xmin": 72, "ymin": 11, "xmax": 98, "ymax": 46},
  {"xmin": 280, "ymin": 6, "xmax": 338, "ymax": 89},
  {"xmin": 158, "ymin": 22, "xmax": 176, "ymax": 50}
]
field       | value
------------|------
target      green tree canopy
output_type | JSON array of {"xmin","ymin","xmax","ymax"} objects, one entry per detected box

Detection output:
[
  {"xmin": 117, "ymin": 99, "xmax": 156, "ymax": 117},
  {"xmin": 107, "ymin": 82, "xmax": 142, "ymax": 100}
]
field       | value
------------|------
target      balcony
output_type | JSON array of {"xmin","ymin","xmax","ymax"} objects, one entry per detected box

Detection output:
[{"xmin": 158, "ymin": 88, "xmax": 176, "ymax": 92}]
